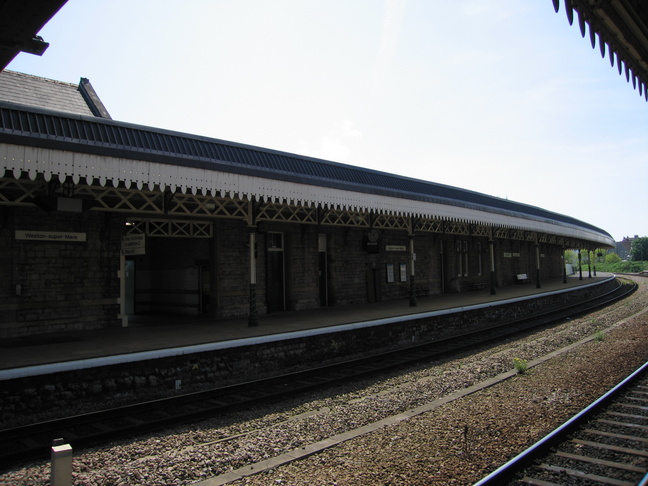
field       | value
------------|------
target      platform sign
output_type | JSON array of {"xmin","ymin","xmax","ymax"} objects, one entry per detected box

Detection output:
[
  {"xmin": 15, "ymin": 230, "xmax": 86, "ymax": 242},
  {"xmin": 121, "ymin": 234, "xmax": 146, "ymax": 255}
]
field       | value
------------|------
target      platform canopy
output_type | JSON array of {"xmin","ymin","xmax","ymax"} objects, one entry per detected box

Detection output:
[{"xmin": 0, "ymin": 102, "xmax": 615, "ymax": 247}]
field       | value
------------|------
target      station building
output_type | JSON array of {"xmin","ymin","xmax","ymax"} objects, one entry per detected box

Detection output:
[{"xmin": 0, "ymin": 70, "xmax": 615, "ymax": 339}]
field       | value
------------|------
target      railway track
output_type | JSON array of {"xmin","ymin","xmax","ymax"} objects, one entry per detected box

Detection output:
[
  {"xmin": 0, "ymin": 277, "xmax": 637, "ymax": 471},
  {"xmin": 475, "ymin": 359, "xmax": 648, "ymax": 486}
]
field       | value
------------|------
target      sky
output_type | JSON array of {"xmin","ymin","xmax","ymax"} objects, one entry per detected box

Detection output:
[{"xmin": 7, "ymin": 0, "xmax": 648, "ymax": 243}]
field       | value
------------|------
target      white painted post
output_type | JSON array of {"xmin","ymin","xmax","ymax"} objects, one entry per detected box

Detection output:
[
  {"xmin": 248, "ymin": 227, "xmax": 258, "ymax": 327},
  {"xmin": 51, "ymin": 442, "xmax": 73, "ymax": 486},
  {"xmin": 118, "ymin": 252, "xmax": 128, "ymax": 327}
]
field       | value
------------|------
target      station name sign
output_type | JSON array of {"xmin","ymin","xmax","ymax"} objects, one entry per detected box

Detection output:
[{"xmin": 15, "ymin": 230, "xmax": 87, "ymax": 242}]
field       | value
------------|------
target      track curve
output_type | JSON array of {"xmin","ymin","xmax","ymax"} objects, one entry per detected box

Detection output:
[
  {"xmin": 474, "ymin": 359, "xmax": 648, "ymax": 485},
  {"xmin": 0, "ymin": 278, "xmax": 637, "ymax": 471}
]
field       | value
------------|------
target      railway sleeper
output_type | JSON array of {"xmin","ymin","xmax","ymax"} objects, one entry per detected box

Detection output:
[
  {"xmin": 570, "ymin": 438, "xmax": 648, "ymax": 459},
  {"xmin": 535, "ymin": 463, "xmax": 638, "ymax": 486},
  {"xmin": 553, "ymin": 450, "xmax": 646, "ymax": 473},
  {"xmin": 542, "ymin": 449, "xmax": 646, "ymax": 482}
]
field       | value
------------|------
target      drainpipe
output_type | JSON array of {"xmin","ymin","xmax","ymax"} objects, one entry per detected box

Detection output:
[
  {"xmin": 489, "ymin": 230, "xmax": 496, "ymax": 295},
  {"xmin": 535, "ymin": 241, "xmax": 541, "ymax": 289}
]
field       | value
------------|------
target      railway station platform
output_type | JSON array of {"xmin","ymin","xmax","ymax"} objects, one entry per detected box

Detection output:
[{"xmin": 0, "ymin": 273, "xmax": 614, "ymax": 374}]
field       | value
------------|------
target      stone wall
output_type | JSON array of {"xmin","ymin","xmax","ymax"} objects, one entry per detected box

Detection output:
[
  {"xmin": 0, "ymin": 204, "xmax": 577, "ymax": 338},
  {"xmin": 0, "ymin": 278, "xmax": 618, "ymax": 428},
  {"xmin": 0, "ymin": 207, "xmax": 122, "ymax": 338}
]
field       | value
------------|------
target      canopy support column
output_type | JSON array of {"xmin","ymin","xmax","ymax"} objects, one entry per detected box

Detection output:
[{"xmin": 562, "ymin": 246, "xmax": 567, "ymax": 284}]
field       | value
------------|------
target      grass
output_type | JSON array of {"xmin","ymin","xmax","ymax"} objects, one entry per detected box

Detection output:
[
  {"xmin": 513, "ymin": 357, "xmax": 528, "ymax": 374},
  {"xmin": 591, "ymin": 261, "xmax": 648, "ymax": 273}
]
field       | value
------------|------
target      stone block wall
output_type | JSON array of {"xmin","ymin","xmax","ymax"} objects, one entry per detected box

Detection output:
[
  {"xmin": 0, "ymin": 207, "xmax": 122, "ymax": 338},
  {"xmin": 0, "ymin": 278, "xmax": 617, "ymax": 428},
  {"xmin": 214, "ymin": 219, "xmax": 255, "ymax": 318}
]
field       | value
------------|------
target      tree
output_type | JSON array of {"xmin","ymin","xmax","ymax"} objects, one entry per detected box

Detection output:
[
  {"xmin": 630, "ymin": 237, "xmax": 648, "ymax": 261},
  {"xmin": 564, "ymin": 250, "xmax": 578, "ymax": 266},
  {"xmin": 605, "ymin": 253, "xmax": 621, "ymax": 265}
]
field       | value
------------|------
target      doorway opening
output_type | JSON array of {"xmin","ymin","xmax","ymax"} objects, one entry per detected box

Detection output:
[{"xmin": 266, "ymin": 232, "xmax": 285, "ymax": 312}]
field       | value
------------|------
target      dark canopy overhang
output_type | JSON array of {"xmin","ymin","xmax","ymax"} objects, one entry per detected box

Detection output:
[
  {"xmin": 552, "ymin": 0, "xmax": 648, "ymax": 100},
  {"xmin": 0, "ymin": 0, "xmax": 68, "ymax": 71}
]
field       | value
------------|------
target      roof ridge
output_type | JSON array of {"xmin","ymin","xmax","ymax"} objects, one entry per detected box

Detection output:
[{"xmin": 1, "ymin": 69, "xmax": 78, "ymax": 88}]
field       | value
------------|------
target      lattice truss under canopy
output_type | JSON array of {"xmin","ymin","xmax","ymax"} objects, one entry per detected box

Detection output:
[{"xmin": 0, "ymin": 170, "xmax": 603, "ymax": 249}]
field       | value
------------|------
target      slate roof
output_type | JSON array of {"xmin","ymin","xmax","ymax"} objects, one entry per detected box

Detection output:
[{"xmin": 0, "ymin": 70, "xmax": 110, "ymax": 118}]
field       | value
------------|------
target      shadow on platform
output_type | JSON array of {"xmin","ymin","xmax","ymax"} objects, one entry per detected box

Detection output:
[{"xmin": 0, "ymin": 274, "xmax": 613, "ymax": 370}]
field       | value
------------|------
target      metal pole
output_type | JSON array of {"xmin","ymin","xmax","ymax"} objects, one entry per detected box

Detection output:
[
  {"xmin": 578, "ymin": 249, "xmax": 583, "ymax": 280},
  {"xmin": 489, "ymin": 237, "xmax": 496, "ymax": 295},
  {"xmin": 535, "ymin": 243, "xmax": 541, "ymax": 289}
]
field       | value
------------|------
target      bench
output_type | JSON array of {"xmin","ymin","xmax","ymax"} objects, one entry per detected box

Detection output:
[
  {"xmin": 516, "ymin": 273, "xmax": 531, "ymax": 284},
  {"xmin": 414, "ymin": 287, "xmax": 429, "ymax": 297},
  {"xmin": 468, "ymin": 282, "xmax": 487, "ymax": 291},
  {"xmin": 408, "ymin": 287, "xmax": 430, "ymax": 298}
]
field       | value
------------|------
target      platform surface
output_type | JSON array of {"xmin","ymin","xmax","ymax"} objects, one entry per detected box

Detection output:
[{"xmin": 0, "ymin": 273, "xmax": 612, "ymax": 371}]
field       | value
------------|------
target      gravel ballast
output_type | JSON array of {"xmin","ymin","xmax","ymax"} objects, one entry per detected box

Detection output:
[{"xmin": 1, "ymin": 276, "xmax": 647, "ymax": 486}]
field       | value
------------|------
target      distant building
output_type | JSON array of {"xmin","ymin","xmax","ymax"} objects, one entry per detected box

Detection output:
[{"xmin": 616, "ymin": 235, "xmax": 638, "ymax": 260}]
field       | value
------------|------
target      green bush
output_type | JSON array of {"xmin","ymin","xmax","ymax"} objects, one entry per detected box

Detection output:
[
  {"xmin": 605, "ymin": 253, "xmax": 622, "ymax": 265},
  {"xmin": 595, "ymin": 261, "xmax": 648, "ymax": 273}
]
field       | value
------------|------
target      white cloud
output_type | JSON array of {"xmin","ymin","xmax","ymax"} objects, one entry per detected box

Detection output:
[{"xmin": 309, "ymin": 120, "xmax": 363, "ymax": 163}]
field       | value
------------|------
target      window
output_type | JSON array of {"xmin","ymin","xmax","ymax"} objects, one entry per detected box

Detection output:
[{"xmin": 267, "ymin": 232, "xmax": 283, "ymax": 250}]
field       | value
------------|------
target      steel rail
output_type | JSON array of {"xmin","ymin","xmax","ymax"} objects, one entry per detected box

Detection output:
[{"xmin": 474, "ymin": 360, "xmax": 648, "ymax": 486}]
